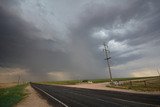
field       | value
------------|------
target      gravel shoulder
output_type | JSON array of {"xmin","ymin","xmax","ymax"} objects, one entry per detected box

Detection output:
[{"xmin": 16, "ymin": 85, "xmax": 52, "ymax": 107}]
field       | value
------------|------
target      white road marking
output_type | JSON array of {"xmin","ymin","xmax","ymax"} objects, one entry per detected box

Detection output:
[
  {"xmin": 33, "ymin": 84, "xmax": 158, "ymax": 107},
  {"xmin": 32, "ymin": 85, "xmax": 68, "ymax": 107}
]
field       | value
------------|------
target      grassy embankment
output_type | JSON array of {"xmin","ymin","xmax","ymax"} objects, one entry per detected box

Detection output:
[
  {"xmin": 91, "ymin": 76, "xmax": 154, "ymax": 83},
  {"xmin": 0, "ymin": 84, "xmax": 27, "ymax": 107},
  {"xmin": 108, "ymin": 76, "xmax": 160, "ymax": 91}
]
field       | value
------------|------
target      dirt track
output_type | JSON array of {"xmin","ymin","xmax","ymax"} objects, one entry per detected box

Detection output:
[{"xmin": 16, "ymin": 86, "xmax": 52, "ymax": 107}]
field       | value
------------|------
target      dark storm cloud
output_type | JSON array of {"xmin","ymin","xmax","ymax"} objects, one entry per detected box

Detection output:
[
  {"xmin": 70, "ymin": 0, "xmax": 160, "ymax": 67},
  {"xmin": 0, "ymin": 0, "xmax": 18, "ymax": 6},
  {"xmin": 59, "ymin": 0, "xmax": 160, "ymax": 79},
  {"xmin": 0, "ymin": 1, "xmax": 71, "ymax": 75},
  {"xmin": 1, "ymin": 0, "xmax": 160, "ymax": 81}
]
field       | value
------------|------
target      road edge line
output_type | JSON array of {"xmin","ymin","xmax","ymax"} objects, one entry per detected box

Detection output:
[{"xmin": 32, "ymin": 85, "xmax": 68, "ymax": 107}]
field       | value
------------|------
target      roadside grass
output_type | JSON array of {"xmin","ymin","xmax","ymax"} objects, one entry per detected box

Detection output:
[
  {"xmin": 107, "ymin": 76, "xmax": 160, "ymax": 91},
  {"xmin": 91, "ymin": 76, "xmax": 153, "ymax": 83},
  {"xmin": 0, "ymin": 84, "xmax": 27, "ymax": 107}
]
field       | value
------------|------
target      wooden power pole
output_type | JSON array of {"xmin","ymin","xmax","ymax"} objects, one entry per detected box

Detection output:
[
  {"xmin": 103, "ymin": 42, "xmax": 113, "ymax": 82},
  {"xmin": 157, "ymin": 67, "xmax": 160, "ymax": 77},
  {"xmin": 17, "ymin": 75, "xmax": 20, "ymax": 85}
]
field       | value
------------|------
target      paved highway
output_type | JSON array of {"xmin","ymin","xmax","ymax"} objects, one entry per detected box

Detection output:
[{"xmin": 31, "ymin": 83, "xmax": 160, "ymax": 107}]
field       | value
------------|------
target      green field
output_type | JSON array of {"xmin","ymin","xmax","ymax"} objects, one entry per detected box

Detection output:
[
  {"xmin": 0, "ymin": 84, "xmax": 27, "ymax": 107},
  {"xmin": 91, "ymin": 76, "xmax": 154, "ymax": 83},
  {"xmin": 39, "ymin": 76, "xmax": 155, "ymax": 85},
  {"xmin": 108, "ymin": 76, "xmax": 160, "ymax": 91},
  {"xmin": 38, "ymin": 80, "xmax": 81, "ymax": 85}
]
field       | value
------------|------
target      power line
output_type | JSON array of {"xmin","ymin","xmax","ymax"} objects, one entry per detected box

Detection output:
[{"xmin": 103, "ymin": 42, "xmax": 113, "ymax": 82}]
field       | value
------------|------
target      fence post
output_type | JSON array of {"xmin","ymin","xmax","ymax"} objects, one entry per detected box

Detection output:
[
  {"xmin": 130, "ymin": 81, "xmax": 132, "ymax": 86},
  {"xmin": 144, "ymin": 81, "xmax": 147, "ymax": 87}
]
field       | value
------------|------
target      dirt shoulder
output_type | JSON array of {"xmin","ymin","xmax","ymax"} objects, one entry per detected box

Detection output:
[
  {"xmin": 64, "ymin": 82, "xmax": 160, "ymax": 95},
  {"xmin": 16, "ymin": 85, "xmax": 52, "ymax": 107}
]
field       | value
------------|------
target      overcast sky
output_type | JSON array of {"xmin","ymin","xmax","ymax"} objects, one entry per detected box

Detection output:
[{"xmin": 0, "ymin": 0, "xmax": 160, "ymax": 82}]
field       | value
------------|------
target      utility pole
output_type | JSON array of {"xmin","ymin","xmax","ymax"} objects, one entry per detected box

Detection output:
[
  {"xmin": 17, "ymin": 75, "xmax": 20, "ymax": 85},
  {"xmin": 103, "ymin": 42, "xmax": 113, "ymax": 82},
  {"xmin": 157, "ymin": 67, "xmax": 160, "ymax": 77},
  {"xmin": 154, "ymin": 65, "xmax": 160, "ymax": 77}
]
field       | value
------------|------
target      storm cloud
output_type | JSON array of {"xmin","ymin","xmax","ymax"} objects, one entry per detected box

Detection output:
[{"xmin": 0, "ymin": 0, "xmax": 160, "ymax": 82}]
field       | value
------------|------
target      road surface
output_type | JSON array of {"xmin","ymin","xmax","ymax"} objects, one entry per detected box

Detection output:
[{"xmin": 31, "ymin": 83, "xmax": 160, "ymax": 107}]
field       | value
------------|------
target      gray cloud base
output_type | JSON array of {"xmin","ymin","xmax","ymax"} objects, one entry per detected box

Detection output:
[{"xmin": 0, "ymin": 0, "xmax": 160, "ymax": 81}]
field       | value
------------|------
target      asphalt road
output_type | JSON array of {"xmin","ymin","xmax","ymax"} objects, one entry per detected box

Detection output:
[{"xmin": 31, "ymin": 83, "xmax": 160, "ymax": 107}]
